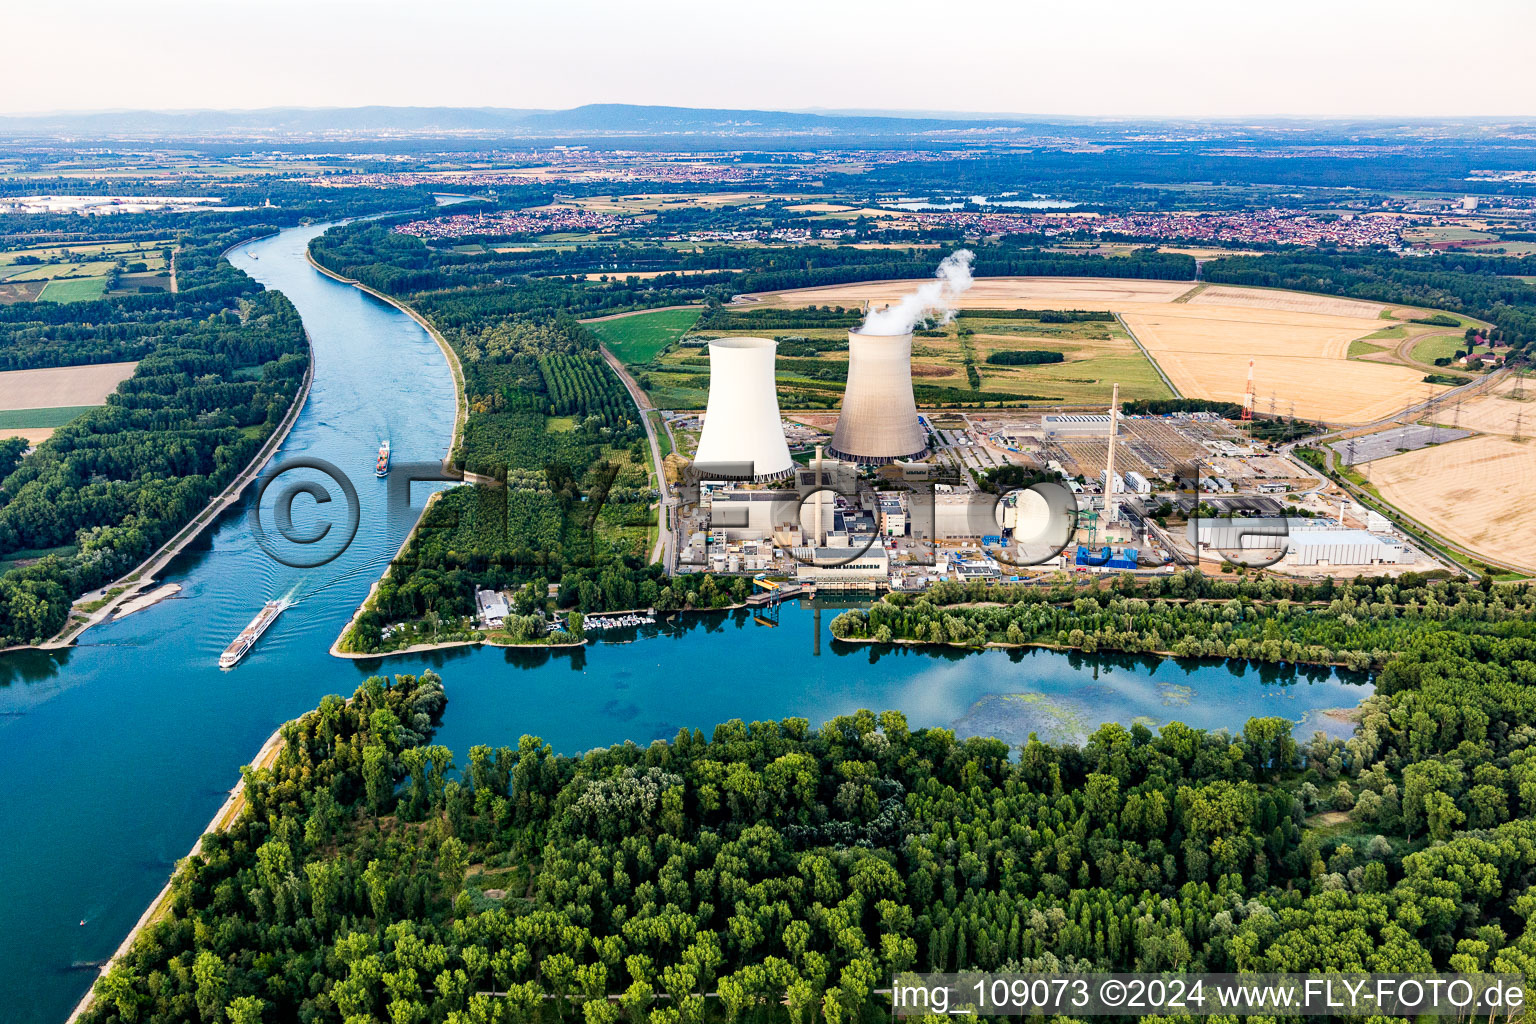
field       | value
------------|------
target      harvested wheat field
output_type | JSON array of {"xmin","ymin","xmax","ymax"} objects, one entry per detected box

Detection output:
[
  {"xmin": 0, "ymin": 361, "xmax": 137, "ymax": 410},
  {"xmin": 742, "ymin": 277, "xmax": 1432, "ymax": 422},
  {"xmin": 1, "ymin": 428, "xmax": 59, "ymax": 446},
  {"xmin": 1187, "ymin": 286, "xmax": 1387, "ymax": 319},
  {"xmin": 1119, "ymin": 304, "xmax": 1425, "ymax": 422},
  {"xmin": 1443, "ymin": 378, "xmax": 1535, "ymax": 436},
  {"xmin": 749, "ymin": 276, "xmax": 1193, "ymax": 310},
  {"xmin": 1371, "ymin": 434, "xmax": 1536, "ymax": 571}
]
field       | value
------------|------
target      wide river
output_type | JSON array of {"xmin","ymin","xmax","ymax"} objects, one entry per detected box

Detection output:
[{"xmin": 0, "ymin": 225, "xmax": 1372, "ymax": 1023}]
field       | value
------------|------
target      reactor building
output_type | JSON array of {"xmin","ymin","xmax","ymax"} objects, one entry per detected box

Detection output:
[
  {"xmin": 828, "ymin": 329, "xmax": 928, "ymax": 465},
  {"xmin": 693, "ymin": 336, "xmax": 794, "ymax": 481}
]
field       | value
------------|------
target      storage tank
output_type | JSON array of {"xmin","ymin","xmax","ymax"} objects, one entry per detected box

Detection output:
[
  {"xmin": 693, "ymin": 337, "xmax": 794, "ymax": 481},
  {"xmin": 828, "ymin": 329, "xmax": 927, "ymax": 464}
]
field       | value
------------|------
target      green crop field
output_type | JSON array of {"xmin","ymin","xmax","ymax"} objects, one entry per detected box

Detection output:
[
  {"xmin": 37, "ymin": 277, "xmax": 108, "ymax": 303},
  {"xmin": 638, "ymin": 311, "xmax": 1171, "ymax": 409},
  {"xmin": 0, "ymin": 406, "xmax": 98, "ymax": 429},
  {"xmin": 585, "ymin": 308, "xmax": 702, "ymax": 364},
  {"xmin": 1412, "ymin": 334, "xmax": 1484, "ymax": 364}
]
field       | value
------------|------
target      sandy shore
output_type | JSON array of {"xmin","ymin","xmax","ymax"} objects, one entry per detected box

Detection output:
[{"xmin": 112, "ymin": 583, "xmax": 181, "ymax": 619}]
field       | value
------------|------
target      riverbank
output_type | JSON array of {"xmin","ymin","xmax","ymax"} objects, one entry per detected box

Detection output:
[
  {"xmin": 306, "ymin": 248, "xmax": 478, "ymax": 661},
  {"xmin": 30, "ymin": 321, "xmax": 315, "ymax": 651},
  {"xmin": 330, "ymin": 600, "xmax": 756, "ymax": 659},
  {"xmin": 65, "ymin": 725, "xmax": 287, "ymax": 1024},
  {"xmin": 332, "ymin": 635, "xmax": 590, "ymax": 660},
  {"xmin": 305, "ymin": 249, "xmax": 467, "ymax": 459},
  {"xmin": 830, "ymin": 628, "xmax": 1365, "ymax": 670},
  {"xmin": 111, "ymin": 583, "xmax": 181, "ymax": 619}
]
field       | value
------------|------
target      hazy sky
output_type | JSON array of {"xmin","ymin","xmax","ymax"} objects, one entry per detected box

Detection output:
[{"xmin": 5, "ymin": 0, "xmax": 1532, "ymax": 117}]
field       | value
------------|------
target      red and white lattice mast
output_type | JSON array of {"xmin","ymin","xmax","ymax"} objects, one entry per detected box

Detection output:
[{"xmin": 1241, "ymin": 358, "xmax": 1256, "ymax": 422}]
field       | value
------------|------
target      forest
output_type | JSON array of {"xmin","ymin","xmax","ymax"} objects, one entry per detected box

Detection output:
[
  {"xmin": 80, "ymin": 569, "xmax": 1536, "ymax": 1023},
  {"xmin": 0, "ymin": 227, "xmax": 309, "ymax": 644},
  {"xmin": 828, "ymin": 573, "xmax": 1536, "ymax": 673}
]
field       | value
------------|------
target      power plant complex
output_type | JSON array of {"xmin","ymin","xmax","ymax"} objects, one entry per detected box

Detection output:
[
  {"xmin": 676, "ymin": 256, "xmax": 1439, "ymax": 591},
  {"xmin": 692, "ymin": 326, "xmax": 930, "ymax": 475}
]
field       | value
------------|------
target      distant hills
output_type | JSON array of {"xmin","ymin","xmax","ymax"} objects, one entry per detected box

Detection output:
[
  {"xmin": 0, "ymin": 103, "xmax": 1019, "ymax": 139},
  {"xmin": 1, "ymin": 104, "xmax": 1532, "ymax": 147}
]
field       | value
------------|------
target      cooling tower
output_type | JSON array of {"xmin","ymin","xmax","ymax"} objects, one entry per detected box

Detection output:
[
  {"xmin": 828, "ymin": 329, "xmax": 928, "ymax": 464},
  {"xmin": 693, "ymin": 337, "xmax": 793, "ymax": 481}
]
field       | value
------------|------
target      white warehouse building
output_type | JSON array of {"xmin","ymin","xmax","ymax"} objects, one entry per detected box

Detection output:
[
  {"xmin": 1286, "ymin": 528, "xmax": 1406, "ymax": 566},
  {"xmin": 1042, "ymin": 414, "xmax": 1113, "ymax": 438},
  {"xmin": 1190, "ymin": 518, "xmax": 1406, "ymax": 566},
  {"xmin": 693, "ymin": 337, "xmax": 794, "ymax": 481}
]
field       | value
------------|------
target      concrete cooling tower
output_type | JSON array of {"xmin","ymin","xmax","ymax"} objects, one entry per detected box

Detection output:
[
  {"xmin": 829, "ymin": 329, "xmax": 928, "ymax": 464},
  {"xmin": 693, "ymin": 337, "xmax": 794, "ymax": 481}
]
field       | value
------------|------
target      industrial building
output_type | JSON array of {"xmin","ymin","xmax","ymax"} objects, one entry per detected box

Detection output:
[
  {"xmin": 1042, "ymin": 414, "xmax": 1113, "ymax": 438},
  {"xmin": 1286, "ymin": 528, "xmax": 1406, "ymax": 566},
  {"xmin": 1076, "ymin": 546, "xmax": 1140, "ymax": 570},
  {"xmin": 693, "ymin": 337, "xmax": 794, "ymax": 481},
  {"xmin": 878, "ymin": 496, "xmax": 907, "ymax": 537},
  {"xmin": 706, "ymin": 490, "xmax": 799, "ymax": 540},
  {"xmin": 792, "ymin": 545, "xmax": 890, "ymax": 589},
  {"xmin": 1190, "ymin": 517, "xmax": 1316, "ymax": 552},
  {"xmin": 1189, "ymin": 518, "xmax": 1407, "ymax": 567},
  {"xmin": 829, "ymin": 329, "xmax": 928, "ymax": 464}
]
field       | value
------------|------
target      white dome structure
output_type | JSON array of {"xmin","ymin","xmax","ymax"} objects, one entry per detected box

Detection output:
[
  {"xmin": 829, "ymin": 329, "xmax": 928, "ymax": 465},
  {"xmin": 693, "ymin": 337, "xmax": 793, "ymax": 482}
]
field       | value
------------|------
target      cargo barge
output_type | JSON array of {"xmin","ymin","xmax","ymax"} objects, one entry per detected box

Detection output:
[{"xmin": 219, "ymin": 600, "xmax": 283, "ymax": 668}]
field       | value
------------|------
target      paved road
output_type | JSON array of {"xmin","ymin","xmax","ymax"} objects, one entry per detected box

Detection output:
[{"xmin": 596, "ymin": 343, "xmax": 674, "ymax": 572}]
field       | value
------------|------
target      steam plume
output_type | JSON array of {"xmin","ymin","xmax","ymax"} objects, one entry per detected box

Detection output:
[{"xmin": 859, "ymin": 249, "xmax": 975, "ymax": 336}]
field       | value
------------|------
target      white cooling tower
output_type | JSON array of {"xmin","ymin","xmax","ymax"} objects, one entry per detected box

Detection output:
[
  {"xmin": 693, "ymin": 337, "xmax": 793, "ymax": 481},
  {"xmin": 829, "ymin": 329, "xmax": 928, "ymax": 464}
]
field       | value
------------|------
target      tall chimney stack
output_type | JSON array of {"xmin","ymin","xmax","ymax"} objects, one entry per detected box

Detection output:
[{"xmin": 1104, "ymin": 383, "xmax": 1121, "ymax": 524}]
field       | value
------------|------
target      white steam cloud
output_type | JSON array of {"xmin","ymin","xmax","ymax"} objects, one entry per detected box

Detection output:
[{"xmin": 859, "ymin": 249, "xmax": 976, "ymax": 336}]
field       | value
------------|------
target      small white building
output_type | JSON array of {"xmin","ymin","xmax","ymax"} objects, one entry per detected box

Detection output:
[
  {"xmin": 1124, "ymin": 471, "xmax": 1152, "ymax": 496},
  {"xmin": 878, "ymin": 496, "xmax": 907, "ymax": 537},
  {"xmin": 474, "ymin": 588, "xmax": 510, "ymax": 628}
]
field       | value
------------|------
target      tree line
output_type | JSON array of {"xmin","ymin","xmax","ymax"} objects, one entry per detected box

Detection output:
[
  {"xmin": 0, "ymin": 227, "xmax": 309, "ymax": 644},
  {"xmin": 81, "ymin": 568, "xmax": 1536, "ymax": 1023}
]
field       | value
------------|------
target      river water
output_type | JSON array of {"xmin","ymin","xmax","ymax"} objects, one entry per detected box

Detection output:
[{"xmin": 0, "ymin": 225, "xmax": 1370, "ymax": 1023}]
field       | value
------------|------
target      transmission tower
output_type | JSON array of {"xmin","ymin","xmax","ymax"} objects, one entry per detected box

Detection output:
[{"xmin": 1241, "ymin": 359, "xmax": 1255, "ymax": 422}]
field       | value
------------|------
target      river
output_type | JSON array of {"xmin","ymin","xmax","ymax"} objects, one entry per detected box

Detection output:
[{"xmin": 0, "ymin": 224, "xmax": 1371, "ymax": 1023}]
